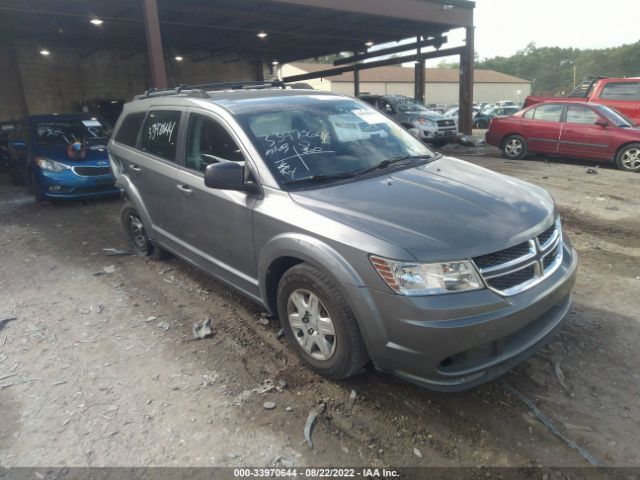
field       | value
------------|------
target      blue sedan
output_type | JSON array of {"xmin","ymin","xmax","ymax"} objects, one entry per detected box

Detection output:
[{"xmin": 9, "ymin": 114, "xmax": 120, "ymax": 202}]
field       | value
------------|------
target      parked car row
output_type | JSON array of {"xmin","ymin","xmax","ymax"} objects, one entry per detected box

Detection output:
[
  {"xmin": 6, "ymin": 114, "xmax": 120, "ymax": 201},
  {"xmin": 487, "ymin": 101, "xmax": 640, "ymax": 172}
]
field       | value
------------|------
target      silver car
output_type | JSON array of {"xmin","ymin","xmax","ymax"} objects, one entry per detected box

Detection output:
[
  {"xmin": 108, "ymin": 83, "xmax": 578, "ymax": 391},
  {"xmin": 359, "ymin": 95, "xmax": 457, "ymax": 146}
]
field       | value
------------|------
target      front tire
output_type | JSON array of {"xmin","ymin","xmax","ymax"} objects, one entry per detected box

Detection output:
[
  {"xmin": 502, "ymin": 135, "xmax": 528, "ymax": 160},
  {"xmin": 277, "ymin": 263, "xmax": 368, "ymax": 379},
  {"xmin": 30, "ymin": 170, "xmax": 46, "ymax": 203},
  {"xmin": 615, "ymin": 143, "xmax": 640, "ymax": 172},
  {"xmin": 120, "ymin": 202, "xmax": 170, "ymax": 260}
]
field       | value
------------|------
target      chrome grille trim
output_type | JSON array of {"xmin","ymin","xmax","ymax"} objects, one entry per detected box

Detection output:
[{"xmin": 473, "ymin": 218, "xmax": 563, "ymax": 297}]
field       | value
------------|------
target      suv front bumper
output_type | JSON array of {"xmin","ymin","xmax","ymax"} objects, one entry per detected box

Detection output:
[{"xmin": 344, "ymin": 244, "xmax": 578, "ymax": 391}]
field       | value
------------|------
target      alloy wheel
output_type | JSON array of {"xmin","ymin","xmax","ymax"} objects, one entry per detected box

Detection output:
[
  {"xmin": 287, "ymin": 289, "xmax": 336, "ymax": 361},
  {"xmin": 505, "ymin": 139, "xmax": 523, "ymax": 157},
  {"xmin": 621, "ymin": 148, "xmax": 640, "ymax": 171}
]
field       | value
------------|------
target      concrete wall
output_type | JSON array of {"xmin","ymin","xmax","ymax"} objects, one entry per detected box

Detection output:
[{"xmin": 0, "ymin": 41, "xmax": 256, "ymax": 121}]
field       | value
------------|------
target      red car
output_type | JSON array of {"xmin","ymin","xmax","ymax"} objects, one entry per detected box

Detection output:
[{"xmin": 486, "ymin": 101, "xmax": 640, "ymax": 172}]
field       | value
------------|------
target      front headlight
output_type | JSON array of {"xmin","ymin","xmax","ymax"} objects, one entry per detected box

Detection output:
[
  {"xmin": 417, "ymin": 118, "xmax": 436, "ymax": 127},
  {"xmin": 370, "ymin": 256, "xmax": 484, "ymax": 296},
  {"xmin": 35, "ymin": 157, "xmax": 71, "ymax": 173}
]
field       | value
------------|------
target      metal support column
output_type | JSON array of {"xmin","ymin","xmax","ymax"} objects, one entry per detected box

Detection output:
[
  {"xmin": 458, "ymin": 26, "xmax": 475, "ymax": 135},
  {"xmin": 414, "ymin": 36, "xmax": 425, "ymax": 103},
  {"xmin": 354, "ymin": 68, "xmax": 360, "ymax": 97},
  {"xmin": 141, "ymin": 0, "xmax": 168, "ymax": 89}
]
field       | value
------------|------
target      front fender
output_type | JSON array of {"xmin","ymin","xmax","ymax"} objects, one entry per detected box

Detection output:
[
  {"xmin": 258, "ymin": 233, "xmax": 390, "ymax": 360},
  {"xmin": 258, "ymin": 233, "xmax": 365, "ymax": 294}
]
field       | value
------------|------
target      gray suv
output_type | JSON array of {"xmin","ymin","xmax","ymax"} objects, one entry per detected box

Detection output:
[
  {"xmin": 359, "ymin": 95, "xmax": 457, "ymax": 146},
  {"xmin": 108, "ymin": 82, "xmax": 577, "ymax": 391}
]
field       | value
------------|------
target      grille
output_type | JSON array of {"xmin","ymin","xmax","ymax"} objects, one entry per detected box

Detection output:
[
  {"xmin": 537, "ymin": 224, "xmax": 556, "ymax": 246},
  {"xmin": 473, "ymin": 241, "xmax": 532, "ymax": 270},
  {"xmin": 473, "ymin": 219, "xmax": 563, "ymax": 296},
  {"xmin": 73, "ymin": 166, "xmax": 112, "ymax": 176},
  {"xmin": 486, "ymin": 265, "xmax": 536, "ymax": 291},
  {"xmin": 543, "ymin": 245, "xmax": 559, "ymax": 270},
  {"xmin": 437, "ymin": 119, "xmax": 456, "ymax": 127}
]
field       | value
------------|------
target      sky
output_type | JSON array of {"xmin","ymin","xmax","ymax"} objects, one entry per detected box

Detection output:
[{"xmin": 448, "ymin": 0, "xmax": 640, "ymax": 60}]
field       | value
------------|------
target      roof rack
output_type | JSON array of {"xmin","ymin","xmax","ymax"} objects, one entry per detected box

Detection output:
[
  {"xmin": 568, "ymin": 76, "xmax": 609, "ymax": 98},
  {"xmin": 134, "ymin": 80, "xmax": 286, "ymax": 100}
]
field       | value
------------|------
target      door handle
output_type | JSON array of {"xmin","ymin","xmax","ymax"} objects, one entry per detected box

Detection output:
[
  {"xmin": 176, "ymin": 184, "xmax": 193, "ymax": 196},
  {"xmin": 129, "ymin": 164, "xmax": 142, "ymax": 173}
]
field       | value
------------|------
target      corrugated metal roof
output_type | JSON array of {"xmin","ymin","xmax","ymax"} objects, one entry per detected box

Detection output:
[{"xmin": 289, "ymin": 63, "xmax": 530, "ymax": 84}]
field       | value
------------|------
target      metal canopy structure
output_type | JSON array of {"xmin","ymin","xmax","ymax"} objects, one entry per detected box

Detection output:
[{"xmin": 0, "ymin": 0, "xmax": 476, "ymax": 132}]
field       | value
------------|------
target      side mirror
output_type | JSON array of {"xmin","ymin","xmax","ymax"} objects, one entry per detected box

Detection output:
[
  {"xmin": 204, "ymin": 162, "xmax": 259, "ymax": 193},
  {"xmin": 595, "ymin": 119, "xmax": 609, "ymax": 127},
  {"xmin": 11, "ymin": 140, "xmax": 26, "ymax": 149},
  {"xmin": 407, "ymin": 128, "xmax": 420, "ymax": 138}
]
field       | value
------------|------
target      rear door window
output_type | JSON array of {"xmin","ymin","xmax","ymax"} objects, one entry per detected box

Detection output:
[
  {"xmin": 115, "ymin": 112, "xmax": 146, "ymax": 147},
  {"xmin": 140, "ymin": 110, "xmax": 181, "ymax": 161},
  {"xmin": 532, "ymin": 104, "xmax": 563, "ymax": 122},
  {"xmin": 600, "ymin": 82, "xmax": 640, "ymax": 101}
]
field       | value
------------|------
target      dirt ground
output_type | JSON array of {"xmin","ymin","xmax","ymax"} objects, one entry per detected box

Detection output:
[{"xmin": 0, "ymin": 147, "xmax": 639, "ymax": 469}]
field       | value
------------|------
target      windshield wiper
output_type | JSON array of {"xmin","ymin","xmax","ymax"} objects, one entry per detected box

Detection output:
[
  {"xmin": 283, "ymin": 171, "xmax": 357, "ymax": 186},
  {"xmin": 354, "ymin": 154, "xmax": 433, "ymax": 176}
]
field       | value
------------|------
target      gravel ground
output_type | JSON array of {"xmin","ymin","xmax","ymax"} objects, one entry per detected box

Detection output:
[{"xmin": 0, "ymin": 147, "xmax": 638, "ymax": 468}]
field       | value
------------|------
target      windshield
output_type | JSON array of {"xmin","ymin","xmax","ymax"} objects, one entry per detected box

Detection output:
[
  {"xmin": 392, "ymin": 97, "xmax": 430, "ymax": 113},
  {"xmin": 596, "ymin": 105, "xmax": 634, "ymax": 127},
  {"xmin": 235, "ymin": 97, "xmax": 434, "ymax": 187},
  {"xmin": 33, "ymin": 118, "xmax": 111, "ymax": 146}
]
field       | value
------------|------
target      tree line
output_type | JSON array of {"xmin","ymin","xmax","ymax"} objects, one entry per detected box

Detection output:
[{"xmin": 475, "ymin": 42, "xmax": 640, "ymax": 95}]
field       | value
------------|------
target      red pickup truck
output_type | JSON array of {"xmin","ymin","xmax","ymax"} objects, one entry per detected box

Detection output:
[{"xmin": 525, "ymin": 77, "xmax": 640, "ymax": 124}]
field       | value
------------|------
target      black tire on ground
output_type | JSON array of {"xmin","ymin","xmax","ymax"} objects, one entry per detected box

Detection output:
[
  {"xmin": 502, "ymin": 134, "xmax": 528, "ymax": 160},
  {"xmin": 615, "ymin": 143, "xmax": 640, "ymax": 172},
  {"xmin": 277, "ymin": 263, "xmax": 369, "ymax": 380},
  {"xmin": 120, "ymin": 202, "xmax": 171, "ymax": 260},
  {"xmin": 431, "ymin": 139, "xmax": 447, "ymax": 148},
  {"xmin": 477, "ymin": 120, "xmax": 489, "ymax": 129},
  {"xmin": 30, "ymin": 170, "xmax": 46, "ymax": 203}
]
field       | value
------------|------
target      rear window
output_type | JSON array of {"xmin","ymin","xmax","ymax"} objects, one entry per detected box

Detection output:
[
  {"xmin": 115, "ymin": 112, "xmax": 146, "ymax": 147},
  {"xmin": 140, "ymin": 110, "xmax": 181, "ymax": 161},
  {"xmin": 532, "ymin": 104, "xmax": 563, "ymax": 122},
  {"xmin": 600, "ymin": 82, "xmax": 640, "ymax": 101}
]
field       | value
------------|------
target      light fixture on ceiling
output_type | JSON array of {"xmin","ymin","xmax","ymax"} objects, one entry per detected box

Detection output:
[
  {"xmin": 442, "ymin": 4, "xmax": 454, "ymax": 10},
  {"xmin": 175, "ymin": 56, "xmax": 184, "ymax": 62},
  {"xmin": 90, "ymin": 18, "xmax": 103, "ymax": 25},
  {"xmin": 272, "ymin": 60, "xmax": 280, "ymax": 66},
  {"xmin": 365, "ymin": 41, "xmax": 374, "ymax": 47},
  {"xmin": 40, "ymin": 49, "xmax": 50, "ymax": 56},
  {"xmin": 257, "ymin": 31, "xmax": 268, "ymax": 39}
]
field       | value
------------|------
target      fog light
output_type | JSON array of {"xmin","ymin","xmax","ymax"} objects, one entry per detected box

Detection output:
[{"xmin": 48, "ymin": 185, "xmax": 62, "ymax": 192}]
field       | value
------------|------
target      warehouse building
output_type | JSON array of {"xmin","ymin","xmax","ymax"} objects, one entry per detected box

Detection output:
[{"xmin": 283, "ymin": 63, "xmax": 532, "ymax": 105}]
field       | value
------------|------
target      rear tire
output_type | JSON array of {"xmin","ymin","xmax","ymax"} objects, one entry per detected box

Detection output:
[
  {"xmin": 502, "ymin": 135, "xmax": 528, "ymax": 160},
  {"xmin": 277, "ymin": 263, "xmax": 368, "ymax": 380},
  {"xmin": 615, "ymin": 143, "xmax": 640, "ymax": 172},
  {"xmin": 120, "ymin": 202, "xmax": 171, "ymax": 260}
]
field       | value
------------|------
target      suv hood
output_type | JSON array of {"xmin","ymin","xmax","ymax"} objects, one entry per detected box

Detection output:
[{"xmin": 290, "ymin": 157, "xmax": 555, "ymax": 260}]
